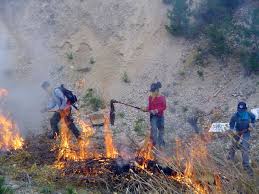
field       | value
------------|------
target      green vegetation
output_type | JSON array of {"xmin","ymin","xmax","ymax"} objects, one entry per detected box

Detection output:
[
  {"xmin": 197, "ymin": 69, "xmax": 204, "ymax": 79},
  {"xmin": 121, "ymin": 72, "xmax": 130, "ymax": 83},
  {"xmin": 165, "ymin": 0, "xmax": 193, "ymax": 37},
  {"xmin": 0, "ymin": 177, "xmax": 13, "ymax": 194},
  {"xmin": 134, "ymin": 118, "xmax": 146, "ymax": 136},
  {"xmin": 66, "ymin": 186, "xmax": 78, "ymax": 194},
  {"xmin": 90, "ymin": 57, "xmax": 96, "ymax": 64},
  {"xmin": 166, "ymin": 0, "xmax": 259, "ymax": 72},
  {"xmin": 40, "ymin": 186, "xmax": 54, "ymax": 194},
  {"xmin": 82, "ymin": 88, "xmax": 106, "ymax": 111},
  {"xmin": 66, "ymin": 52, "xmax": 74, "ymax": 61}
]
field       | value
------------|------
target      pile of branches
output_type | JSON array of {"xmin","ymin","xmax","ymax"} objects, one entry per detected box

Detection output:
[{"xmin": 59, "ymin": 157, "xmax": 188, "ymax": 193}]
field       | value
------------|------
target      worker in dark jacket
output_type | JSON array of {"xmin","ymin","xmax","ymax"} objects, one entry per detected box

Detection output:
[
  {"xmin": 142, "ymin": 82, "xmax": 167, "ymax": 148},
  {"xmin": 41, "ymin": 81, "xmax": 80, "ymax": 139},
  {"xmin": 227, "ymin": 102, "xmax": 256, "ymax": 177}
]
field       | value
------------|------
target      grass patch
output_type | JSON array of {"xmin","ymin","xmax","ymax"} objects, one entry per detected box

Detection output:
[
  {"xmin": 0, "ymin": 176, "xmax": 14, "ymax": 194},
  {"xmin": 40, "ymin": 186, "xmax": 54, "ymax": 194},
  {"xmin": 134, "ymin": 118, "xmax": 147, "ymax": 136},
  {"xmin": 66, "ymin": 186, "xmax": 78, "ymax": 194},
  {"xmin": 82, "ymin": 89, "xmax": 106, "ymax": 111}
]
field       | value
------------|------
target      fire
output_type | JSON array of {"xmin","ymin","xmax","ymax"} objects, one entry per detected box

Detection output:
[
  {"xmin": 171, "ymin": 135, "xmax": 222, "ymax": 194},
  {"xmin": 136, "ymin": 135, "xmax": 154, "ymax": 169},
  {"xmin": 55, "ymin": 112, "xmax": 119, "ymax": 169},
  {"xmin": 0, "ymin": 113, "xmax": 24, "ymax": 151},
  {"xmin": 172, "ymin": 160, "xmax": 208, "ymax": 194},
  {"xmin": 51, "ymin": 106, "xmax": 220, "ymax": 194},
  {"xmin": 0, "ymin": 88, "xmax": 24, "ymax": 151},
  {"xmin": 55, "ymin": 109, "xmax": 95, "ymax": 167},
  {"xmin": 103, "ymin": 116, "xmax": 118, "ymax": 158}
]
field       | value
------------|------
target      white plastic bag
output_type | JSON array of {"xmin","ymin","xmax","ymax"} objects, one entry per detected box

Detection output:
[
  {"xmin": 209, "ymin": 123, "xmax": 230, "ymax": 133},
  {"xmin": 251, "ymin": 108, "xmax": 259, "ymax": 120}
]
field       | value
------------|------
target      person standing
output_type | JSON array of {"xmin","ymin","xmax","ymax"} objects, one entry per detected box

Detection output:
[
  {"xmin": 142, "ymin": 82, "xmax": 167, "ymax": 148},
  {"xmin": 41, "ymin": 81, "xmax": 80, "ymax": 139},
  {"xmin": 227, "ymin": 102, "xmax": 256, "ymax": 177}
]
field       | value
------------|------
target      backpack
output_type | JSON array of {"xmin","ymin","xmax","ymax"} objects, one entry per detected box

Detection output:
[{"xmin": 60, "ymin": 84, "xmax": 78, "ymax": 110}]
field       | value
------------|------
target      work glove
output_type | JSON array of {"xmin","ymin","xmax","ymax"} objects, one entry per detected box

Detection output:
[
  {"xmin": 150, "ymin": 109, "xmax": 158, "ymax": 115},
  {"xmin": 141, "ymin": 107, "xmax": 148, "ymax": 112}
]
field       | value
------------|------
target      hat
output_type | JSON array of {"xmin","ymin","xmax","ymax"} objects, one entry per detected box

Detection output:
[
  {"xmin": 41, "ymin": 81, "xmax": 50, "ymax": 89},
  {"xmin": 237, "ymin": 102, "xmax": 247, "ymax": 111},
  {"xmin": 150, "ymin": 82, "xmax": 162, "ymax": 92}
]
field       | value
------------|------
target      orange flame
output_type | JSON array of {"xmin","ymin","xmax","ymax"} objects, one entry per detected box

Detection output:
[
  {"xmin": 103, "ymin": 116, "xmax": 118, "ymax": 158},
  {"xmin": 0, "ymin": 88, "xmax": 24, "ymax": 151},
  {"xmin": 214, "ymin": 173, "xmax": 222, "ymax": 193},
  {"xmin": 137, "ymin": 135, "xmax": 154, "ymax": 168},
  {"xmin": 171, "ymin": 136, "xmax": 219, "ymax": 194},
  {"xmin": 0, "ymin": 113, "xmax": 24, "ymax": 151},
  {"xmin": 55, "ymin": 109, "xmax": 95, "ymax": 168}
]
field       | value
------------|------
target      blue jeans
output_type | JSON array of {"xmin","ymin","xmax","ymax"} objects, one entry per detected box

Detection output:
[
  {"xmin": 228, "ymin": 131, "xmax": 253, "ymax": 176},
  {"xmin": 150, "ymin": 115, "xmax": 165, "ymax": 147}
]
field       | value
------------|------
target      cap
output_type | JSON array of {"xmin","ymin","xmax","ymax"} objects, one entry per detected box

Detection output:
[
  {"xmin": 237, "ymin": 102, "xmax": 247, "ymax": 110},
  {"xmin": 150, "ymin": 82, "xmax": 162, "ymax": 92}
]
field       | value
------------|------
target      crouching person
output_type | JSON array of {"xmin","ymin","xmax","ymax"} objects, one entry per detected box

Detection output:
[
  {"xmin": 227, "ymin": 102, "xmax": 256, "ymax": 177},
  {"xmin": 142, "ymin": 82, "xmax": 166, "ymax": 148},
  {"xmin": 41, "ymin": 81, "xmax": 80, "ymax": 139}
]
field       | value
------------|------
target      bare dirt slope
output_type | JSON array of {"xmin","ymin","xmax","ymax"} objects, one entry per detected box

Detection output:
[
  {"xmin": 0, "ymin": 0, "xmax": 184, "ymax": 95},
  {"xmin": 0, "ymin": 0, "xmax": 187, "ymax": 133},
  {"xmin": 1, "ymin": 0, "xmax": 259, "ymax": 139}
]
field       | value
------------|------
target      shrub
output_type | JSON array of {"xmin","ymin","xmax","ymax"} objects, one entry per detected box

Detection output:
[
  {"xmin": 66, "ymin": 186, "xmax": 78, "ymax": 194},
  {"xmin": 197, "ymin": 69, "xmax": 204, "ymax": 79},
  {"xmin": 166, "ymin": 0, "xmax": 191, "ymax": 37},
  {"xmin": 66, "ymin": 52, "xmax": 74, "ymax": 60},
  {"xmin": 201, "ymin": 0, "xmax": 241, "ymax": 24},
  {"xmin": 206, "ymin": 25, "xmax": 230, "ymax": 57},
  {"xmin": 240, "ymin": 51, "xmax": 259, "ymax": 71},
  {"xmin": 134, "ymin": 118, "xmax": 146, "ymax": 136},
  {"xmin": 121, "ymin": 72, "xmax": 130, "ymax": 83},
  {"xmin": 90, "ymin": 57, "xmax": 96, "ymax": 64},
  {"xmin": 82, "ymin": 89, "xmax": 106, "ymax": 111}
]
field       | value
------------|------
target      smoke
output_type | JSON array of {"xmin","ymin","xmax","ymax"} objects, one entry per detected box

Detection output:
[{"xmin": 0, "ymin": 12, "xmax": 53, "ymax": 135}]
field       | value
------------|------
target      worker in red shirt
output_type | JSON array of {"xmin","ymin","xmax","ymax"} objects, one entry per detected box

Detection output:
[{"xmin": 142, "ymin": 82, "xmax": 166, "ymax": 148}]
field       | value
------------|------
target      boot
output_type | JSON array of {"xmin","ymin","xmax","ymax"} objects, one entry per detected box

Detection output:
[{"xmin": 244, "ymin": 166, "xmax": 254, "ymax": 178}]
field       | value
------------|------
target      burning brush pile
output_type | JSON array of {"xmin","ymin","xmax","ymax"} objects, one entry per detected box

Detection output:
[
  {"xmin": 48, "ymin": 113, "xmax": 224, "ymax": 194},
  {"xmin": 0, "ymin": 89, "xmax": 256, "ymax": 193}
]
